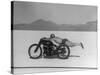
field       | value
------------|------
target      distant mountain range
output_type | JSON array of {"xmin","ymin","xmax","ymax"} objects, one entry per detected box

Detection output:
[{"xmin": 13, "ymin": 19, "xmax": 97, "ymax": 31}]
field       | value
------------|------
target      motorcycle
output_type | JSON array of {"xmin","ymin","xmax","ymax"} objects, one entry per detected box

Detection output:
[{"xmin": 28, "ymin": 37, "xmax": 70, "ymax": 59}]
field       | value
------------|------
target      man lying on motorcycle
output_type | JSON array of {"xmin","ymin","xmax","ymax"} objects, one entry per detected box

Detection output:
[{"xmin": 49, "ymin": 34, "xmax": 84, "ymax": 49}]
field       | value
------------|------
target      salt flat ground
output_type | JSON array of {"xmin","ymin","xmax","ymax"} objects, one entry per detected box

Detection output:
[{"xmin": 13, "ymin": 30, "xmax": 97, "ymax": 73}]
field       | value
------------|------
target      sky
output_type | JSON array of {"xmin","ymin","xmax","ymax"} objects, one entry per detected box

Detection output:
[{"xmin": 13, "ymin": 1, "xmax": 97, "ymax": 25}]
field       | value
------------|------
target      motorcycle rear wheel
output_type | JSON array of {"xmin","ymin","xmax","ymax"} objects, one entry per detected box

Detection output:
[
  {"xmin": 57, "ymin": 45, "xmax": 70, "ymax": 59},
  {"xmin": 28, "ymin": 44, "xmax": 42, "ymax": 59}
]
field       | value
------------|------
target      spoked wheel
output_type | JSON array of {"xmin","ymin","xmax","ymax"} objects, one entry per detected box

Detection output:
[
  {"xmin": 28, "ymin": 44, "xmax": 42, "ymax": 59},
  {"xmin": 57, "ymin": 45, "xmax": 70, "ymax": 59}
]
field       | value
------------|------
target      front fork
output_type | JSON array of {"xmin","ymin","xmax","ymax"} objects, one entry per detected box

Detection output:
[{"xmin": 34, "ymin": 40, "xmax": 41, "ymax": 53}]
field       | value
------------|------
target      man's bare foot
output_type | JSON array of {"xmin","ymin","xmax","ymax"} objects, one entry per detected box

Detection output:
[{"xmin": 80, "ymin": 42, "xmax": 84, "ymax": 49}]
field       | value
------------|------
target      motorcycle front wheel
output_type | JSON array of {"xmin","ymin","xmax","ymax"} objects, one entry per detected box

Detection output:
[
  {"xmin": 57, "ymin": 45, "xmax": 70, "ymax": 59},
  {"xmin": 28, "ymin": 44, "xmax": 42, "ymax": 59}
]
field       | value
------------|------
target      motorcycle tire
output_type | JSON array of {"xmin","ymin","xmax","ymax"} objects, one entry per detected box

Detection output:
[
  {"xmin": 28, "ymin": 44, "xmax": 42, "ymax": 59},
  {"xmin": 57, "ymin": 45, "xmax": 70, "ymax": 59}
]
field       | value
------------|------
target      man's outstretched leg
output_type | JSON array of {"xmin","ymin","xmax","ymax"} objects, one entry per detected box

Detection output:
[{"xmin": 65, "ymin": 41, "xmax": 84, "ymax": 49}]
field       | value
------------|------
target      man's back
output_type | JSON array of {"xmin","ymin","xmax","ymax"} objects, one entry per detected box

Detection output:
[{"xmin": 50, "ymin": 36, "xmax": 62, "ymax": 45}]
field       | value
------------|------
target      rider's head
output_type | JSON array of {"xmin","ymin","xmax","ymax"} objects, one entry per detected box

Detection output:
[{"xmin": 50, "ymin": 34, "xmax": 55, "ymax": 38}]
